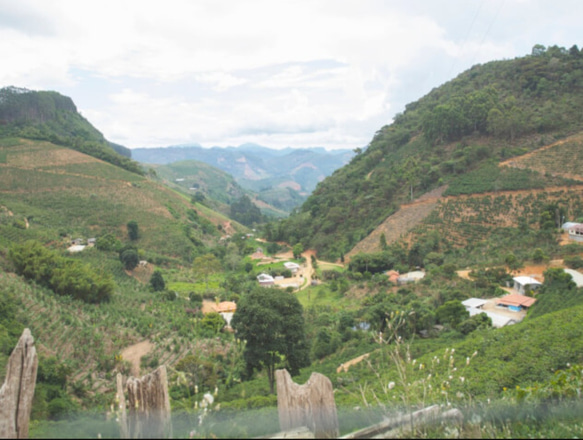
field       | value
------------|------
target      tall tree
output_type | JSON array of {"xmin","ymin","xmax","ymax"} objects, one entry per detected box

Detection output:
[
  {"xmin": 127, "ymin": 220, "xmax": 139, "ymax": 241},
  {"xmin": 231, "ymin": 287, "xmax": 310, "ymax": 394},
  {"xmin": 192, "ymin": 253, "xmax": 222, "ymax": 292}
]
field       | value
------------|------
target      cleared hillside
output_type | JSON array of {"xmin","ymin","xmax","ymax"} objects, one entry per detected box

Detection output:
[
  {"xmin": 0, "ymin": 138, "xmax": 239, "ymax": 262},
  {"xmin": 347, "ymin": 186, "xmax": 446, "ymax": 257},
  {"xmin": 500, "ymin": 132, "xmax": 583, "ymax": 181}
]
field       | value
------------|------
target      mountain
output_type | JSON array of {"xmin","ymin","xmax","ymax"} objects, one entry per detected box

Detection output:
[
  {"xmin": 132, "ymin": 143, "xmax": 355, "ymax": 212},
  {"xmin": 272, "ymin": 45, "xmax": 583, "ymax": 259},
  {"xmin": 0, "ymin": 86, "xmax": 138, "ymax": 173}
]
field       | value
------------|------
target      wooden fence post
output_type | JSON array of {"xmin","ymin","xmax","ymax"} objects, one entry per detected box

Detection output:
[
  {"xmin": 275, "ymin": 369, "xmax": 339, "ymax": 438},
  {"xmin": 120, "ymin": 365, "xmax": 172, "ymax": 439},
  {"xmin": 0, "ymin": 329, "xmax": 38, "ymax": 439}
]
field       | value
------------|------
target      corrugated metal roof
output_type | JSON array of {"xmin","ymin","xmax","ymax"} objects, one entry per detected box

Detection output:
[
  {"xmin": 467, "ymin": 308, "xmax": 520, "ymax": 328},
  {"xmin": 496, "ymin": 293, "xmax": 537, "ymax": 308},
  {"xmin": 513, "ymin": 276, "xmax": 542, "ymax": 286},
  {"xmin": 462, "ymin": 298, "xmax": 488, "ymax": 308}
]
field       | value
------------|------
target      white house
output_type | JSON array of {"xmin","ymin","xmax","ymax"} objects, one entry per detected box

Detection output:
[
  {"xmin": 512, "ymin": 276, "xmax": 542, "ymax": 295},
  {"xmin": 257, "ymin": 273, "xmax": 275, "ymax": 286},
  {"xmin": 283, "ymin": 262, "xmax": 301, "ymax": 274},
  {"xmin": 564, "ymin": 222, "xmax": 583, "ymax": 242}
]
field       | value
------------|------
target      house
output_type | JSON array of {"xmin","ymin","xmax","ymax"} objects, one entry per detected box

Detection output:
[
  {"xmin": 257, "ymin": 273, "xmax": 275, "ymax": 286},
  {"xmin": 496, "ymin": 293, "xmax": 536, "ymax": 311},
  {"xmin": 397, "ymin": 270, "xmax": 425, "ymax": 285},
  {"xmin": 71, "ymin": 238, "xmax": 84, "ymax": 245},
  {"xmin": 512, "ymin": 276, "xmax": 542, "ymax": 295},
  {"xmin": 567, "ymin": 223, "xmax": 583, "ymax": 242},
  {"xmin": 139, "ymin": 260, "xmax": 148, "ymax": 267},
  {"xmin": 284, "ymin": 262, "xmax": 301, "ymax": 274},
  {"xmin": 87, "ymin": 238, "xmax": 96, "ymax": 246}
]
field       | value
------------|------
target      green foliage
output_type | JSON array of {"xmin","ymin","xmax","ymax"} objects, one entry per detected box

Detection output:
[
  {"xmin": 230, "ymin": 195, "xmax": 264, "ymax": 227},
  {"xmin": 126, "ymin": 220, "xmax": 139, "ymax": 241},
  {"xmin": 201, "ymin": 312, "xmax": 225, "ymax": 335},
  {"xmin": 119, "ymin": 246, "xmax": 139, "ymax": 270},
  {"xmin": 0, "ymin": 87, "xmax": 142, "ymax": 175},
  {"xmin": 95, "ymin": 233, "xmax": 121, "ymax": 252},
  {"xmin": 272, "ymin": 47, "xmax": 583, "ymax": 258},
  {"xmin": 149, "ymin": 270, "xmax": 166, "ymax": 292},
  {"xmin": 8, "ymin": 240, "xmax": 113, "ymax": 303},
  {"xmin": 528, "ymin": 268, "xmax": 581, "ymax": 319},
  {"xmin": 231, "ymin": 287, "xmax": 310, "ymax": 393},
  {"xmin": 193, "ymin": 254, "xmax": 222, "ymax": 292},
  {"xmin": 435, "ymin": 300, "xmax": 469, "ymax": 329}
]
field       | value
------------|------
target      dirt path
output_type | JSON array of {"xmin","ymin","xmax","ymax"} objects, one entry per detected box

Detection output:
[
  {"xmin": 337, "ymin": 353, "xmax": 371, "ymax": 373},
  {"xmin": 121, "ymin": 340, "xmax": 154, "ymax": 377}
]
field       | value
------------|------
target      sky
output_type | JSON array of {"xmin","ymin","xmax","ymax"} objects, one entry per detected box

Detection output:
[{"xmin": 1, "ymin": 0, "xmax": 582, "ymax": 150}]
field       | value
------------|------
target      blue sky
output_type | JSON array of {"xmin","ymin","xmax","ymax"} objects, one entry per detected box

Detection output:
[{"xmin": 1, "ymin": 0, "xmax": 582, "ymax": 149}]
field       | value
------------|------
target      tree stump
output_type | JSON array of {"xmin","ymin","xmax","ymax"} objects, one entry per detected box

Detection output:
[
  {"xmin": 275, "ymin": 369, "xmax": 339, "ymax": 438},
  {"xmin": 0, "ymin": 329, "xmax": 38, "ymax": 439},
  {"xmin": 122, "ymin": 365, "xmax": 172, "ymax": 439}
]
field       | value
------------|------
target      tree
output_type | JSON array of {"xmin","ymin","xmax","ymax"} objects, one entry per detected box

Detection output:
[
  {"xmin": 436, "ymin": 300, "xmax": 469, "ymax": 329},
  {"xmin": 292, "ymin": 243, "xmax": 304, "ymax": 260},
  {"xmin": 127, "ymin": 220, "xmax": 139, "ymax": 241},
  {"xmin": 120, "ymin": 247, "xmax": 139, "ymax": 270},
  {"xmin": 193, "ymin": 254, "xmax": 222, "ymax": 293},
  {"xmin": 149, "ymin": 270, "xmax": 165, "ymax": 292},
  {"xmin": 231, "ymin": 287, "xmax": 310, "ymax": 394}
]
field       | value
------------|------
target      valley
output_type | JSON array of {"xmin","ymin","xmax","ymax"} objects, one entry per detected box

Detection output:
[{"xmin": 2, "ymin": 46, "xmax": 583, "ymax": 438}]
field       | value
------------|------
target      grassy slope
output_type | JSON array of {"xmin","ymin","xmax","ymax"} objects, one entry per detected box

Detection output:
[{"xmin": 0, "ymin": 138, "xmax": 245, "ymax": 261}]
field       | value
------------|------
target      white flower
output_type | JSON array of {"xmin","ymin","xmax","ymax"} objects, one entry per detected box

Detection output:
[
  {"xmin": 466, "ymin": 357, "xmax": 470, "ymax": 365},
  {"xmin": 460, "ymin": 377, "xmax": 465, "ymax": 383},
  {"xmin": 388, "ymin": 381, "xmax": 395, "ymax": 390}
]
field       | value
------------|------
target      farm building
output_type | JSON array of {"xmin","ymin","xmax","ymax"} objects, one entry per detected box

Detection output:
[
  {"xmin": 496, "ymin": 293, "xmax": 536, "ymax": 311},
  {"xmin": 283, "ymin": 262, "xmax": 301, "ymax": 273},
  {"xmin": 566, "ymin": 223, "xmax": 583, "ymax": 242},
  {"xmin": 462, "ymin": 298, "xmax": 520, "ymax": 328},
  {"xmin": 512, "ymin": 276, "xmax": 542, "ymax": 295},
  {"xmin": 257, "ymin": 273, "xmax": 275, "ymax": 286}
]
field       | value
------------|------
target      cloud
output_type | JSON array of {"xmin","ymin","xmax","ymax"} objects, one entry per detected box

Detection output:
[{"xmin": 2, "ymin": 0, "xmax": 583, "ymax": 150}]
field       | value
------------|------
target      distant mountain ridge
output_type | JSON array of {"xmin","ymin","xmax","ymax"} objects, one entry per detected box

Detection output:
[{"xmin": 132, "ymin": 143, "xmax": 355, "ymax": 212}]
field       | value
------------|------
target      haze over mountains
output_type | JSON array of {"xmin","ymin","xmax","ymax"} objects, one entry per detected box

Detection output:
[{"xmin": 132, "ymin": 143, "xmax": 355, "ymax": 213}]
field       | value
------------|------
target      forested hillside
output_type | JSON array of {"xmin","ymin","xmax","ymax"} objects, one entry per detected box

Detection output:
[
  {"xmin": 272, "ymin": 45, "xmax": 583, "ymax": 259},
  {"xmin": 0, "ymin": 87, "xmax": 139, "ymax": 173}
]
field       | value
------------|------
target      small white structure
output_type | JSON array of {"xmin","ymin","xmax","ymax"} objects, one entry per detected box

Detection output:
[
  {"xmin": 512, "ymin": 276, "xmax": 542, "ymax": 295},
  {"xmin": 284, "ymin": 262, "xmax": 301, "ymax": 274},
  {"xmin": 462, "ymin": 298, "xmax": 488, "ymax": 310},
  {"xmin": 67, "ymin": 244, "xmax": 86, "ymax": 253},
  {"xmin": 565, "ymin": 223, "xmax": 583, "ymax": 242},
  {"xmin": 397, "ymin": 270, "xmax": 425, "ymax": 285},
  {"xmin": 257, "ymin": 273, "xmax": 275, "ymax": 286}
]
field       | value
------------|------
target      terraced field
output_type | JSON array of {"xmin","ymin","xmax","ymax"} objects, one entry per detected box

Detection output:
[{"xmin": 500, "ymin": 133, "xmax": 583, "ymax": 181}]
